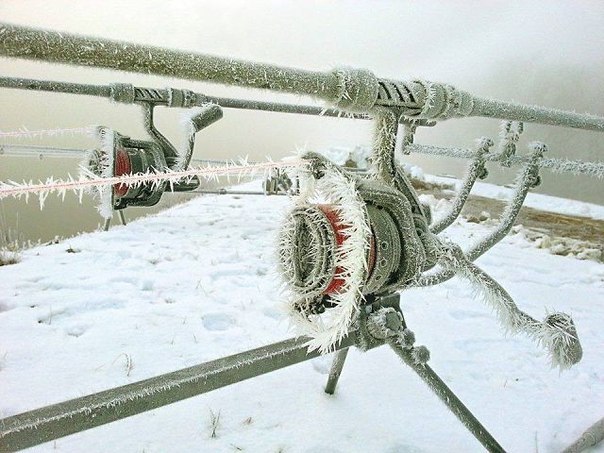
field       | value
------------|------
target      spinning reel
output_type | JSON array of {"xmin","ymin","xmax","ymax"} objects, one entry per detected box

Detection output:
[
  {"xmin": 86, "ymin": 91, "xmax": 224, "ymax": 211},
  {"xmin": 280, "ymin": 154, "xmax": 434, "ymax": 308},
  {"xmin": 279, "ymin": 150, "xmax": 439, "ymax": 349}
]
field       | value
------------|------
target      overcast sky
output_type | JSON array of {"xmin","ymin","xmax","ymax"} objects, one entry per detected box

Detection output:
[{"xmin": 0, "ymin": 1, "xmax": 602, "ymax": 241}]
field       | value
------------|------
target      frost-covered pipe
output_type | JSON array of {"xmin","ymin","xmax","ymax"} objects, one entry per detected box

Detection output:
[
  {"xmin": 0, "ymin": 334, "xmax": 356, "ymax": 451},
  {"xmin": 414, "ymin": 143, "xmax": 547, "ymax": 286},
  {"xmin": 417, "ymin": 142, "xmax": 545, "ymax": 287},
  {"xmin": 467, "ymin": 142, "xmax": 545, "ymax": 259},
  {"xmin": 386, "ymin": 339, "xmax": 505, "ymax": 452},
  {"xmin": 0, "ymin": 144, "xmax": 88, "ymax": 158},
  {"xmin": 437, "ymin": 244, "xmax": 582, "ymax": 369},
  {"xmin": 2, "ymin": 22, "xmax": 604, "ymax": 129},
  {"xmin": 0, "ymin": 23, "xmax": 367, "ymax": 109},
  {"xmin": 363, "ymin": 307, "xmax": 505, "ymax": 452},
  {"xmin": 471, "ymin": 96, "xmax": 604, "ymax": 132}
]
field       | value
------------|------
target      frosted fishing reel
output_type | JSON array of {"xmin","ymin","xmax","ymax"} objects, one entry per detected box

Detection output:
[
  {"xmin": 278, "ymin": 152, "xmax": 439, "ymax": 349},
  {"xmin": 85, "ymin": 103, "xmax": 223, "ymax": 211},
  {"xmin": 87, "ymin": 130, "xmax": 168, "ymax": 209},
  {"xmin": 263, "ymin": 168, "xmax": 294, "ymax": 195}
]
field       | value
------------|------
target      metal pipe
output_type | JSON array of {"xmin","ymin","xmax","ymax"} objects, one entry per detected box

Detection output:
[
  {"xmin": 406, "ymin": 144, "xmax": 604, "ymax": 179},
  {"xmin": 417, "ymin": 147, "xmax": 543, "ymax": 288},
  {"xmin": 2, "ymin": 23, "xmax": 604, "ymax": 131},
  {"xmin": 471, "ymin": 96, "xmax": 604, "ymax": 133},
  {"xmin": 0, "ymin": 334, "xmax": 355, "ymax": 451},
  {"xmin": 0, "ymin": 23, "xmax": 341, "ymax": 101},
  {"xmin": 562, "ymin": 417, "xmax": 604, "ymax": 453},
  {"xmin": 0, "ymin": 76, "xmax": 111, "ymax": 97},
  {"xmin": 205, "ymin": 96, "xmax": 369, "ymax": 119},
  {"xmin": 187, "ymin": 189, "xmax": 287, "ymax": 196},
  {"xmin": 118, "ymin": 210, "xmax": 127, "ymax": 226}
]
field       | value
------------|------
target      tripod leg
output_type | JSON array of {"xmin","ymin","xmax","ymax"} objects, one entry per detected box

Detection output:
[
  {"xmin": 324, "ymin": 347, "xmax": 350, "ymax": 395},
  {"xmin": 118, "ymin": 209, "xmax": 127, "ymax": 226},
  {"xmin": 102, "ymin": 217, "xmax": 111, "ymax": 231},
  {"xmin": 387, "ymin": 340, "xmax": 505, "ymax": 453}
]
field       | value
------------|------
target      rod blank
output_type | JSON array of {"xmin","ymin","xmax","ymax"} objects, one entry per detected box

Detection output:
[{"xmin": 0, "ymin": 23, "xmax": 340, "ymax": 101}]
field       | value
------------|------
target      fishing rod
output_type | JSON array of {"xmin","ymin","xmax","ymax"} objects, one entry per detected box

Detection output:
[
  {"xmin": 1, "ymin": 22, "xmax": 603, "ymax": 132},
  {"xmin": 0, "ymin": 75, "xmax": 370, "ymax": 120}
]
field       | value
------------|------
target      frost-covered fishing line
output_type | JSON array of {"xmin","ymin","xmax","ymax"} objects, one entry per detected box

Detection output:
[
  {"xmin": 0, "ymin": 126, "xmax": 97, "ymax": 140},
  {"xmin": 0, "ymin": 159, "xmax": 307, "ymax": 208}
]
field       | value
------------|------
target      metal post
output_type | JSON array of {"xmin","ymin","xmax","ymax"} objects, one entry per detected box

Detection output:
[
  {"xmin": 118, "ymin": 210, "xmax": 127, "ymax": 226},
  {"xmin": 324, "ymin": 348, "xmax": 350, "ymax": 395},
  {"xmin": 0, "ymin": 76, "xmax": 369, "ymax": 120},
  {"xmin": 0, "ymin": 334, "xmax": 355, "ymax": 451},
  {"xmin": 102, "ymin": 217, "xmax": 111, "ymax": 232}
]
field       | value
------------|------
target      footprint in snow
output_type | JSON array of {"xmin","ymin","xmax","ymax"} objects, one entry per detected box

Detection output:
[
  {"xmin": 311, "ymin": 355, "xmax": 332, "ymax": 375},
  {"xmin": 65, "ymin": 324, "xmax": 88, "ymax": 337},
  {"xmin": 202, "ymin": 313, "xmax": 235, "ymax": 331}
]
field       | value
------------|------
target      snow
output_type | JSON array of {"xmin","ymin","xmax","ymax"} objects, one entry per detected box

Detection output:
[{"xmin": 1, "ymin": 180, "xmax": 603, "ymax": 452}]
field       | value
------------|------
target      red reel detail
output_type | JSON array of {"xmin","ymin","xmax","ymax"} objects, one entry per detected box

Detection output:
[
  {"xmin": 318, "ymin": 205, "xmax": 376, "ymax": 295},
  {"xmin": 113, "ymin": 148, "xmax": 131, "ymax": 197}
]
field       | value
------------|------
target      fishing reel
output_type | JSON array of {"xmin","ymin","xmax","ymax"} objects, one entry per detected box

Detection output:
[
  {"xmin": 278, "ymin": 152, "xmax": 440, "ymax": 349},
  {"xmin": 86, "ymin": 102, "xmax": 223, "ymax": 211}
]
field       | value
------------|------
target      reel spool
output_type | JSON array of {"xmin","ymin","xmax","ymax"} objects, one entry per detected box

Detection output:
[{"xmin": 87, "ymin": 130, "xmax": 169, "ymax": 210}]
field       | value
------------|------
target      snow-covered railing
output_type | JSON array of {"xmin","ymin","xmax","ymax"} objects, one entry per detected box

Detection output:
[{"xmin": 0, "ymin": 22, "xmax": 602, "ymax": 453}]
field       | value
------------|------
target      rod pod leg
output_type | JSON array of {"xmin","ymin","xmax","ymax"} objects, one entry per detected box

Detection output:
[
  {"xmin": 102, "ymin": 210, "xmax": 126, "ymax": 231},
  {"xmin": 386, "ymin": 340, "xmax": 505, "ymax": 452},
  {"xmin": 324, "ymin": 348, "xmax": 350, "ymax": 394},
  {"xmin": 118, "ymin": 209, "xmax": 127, "ymax": 226},
  {"xmin": 359, "ymin": 294, "xmax": 505, "ymax": 452}
]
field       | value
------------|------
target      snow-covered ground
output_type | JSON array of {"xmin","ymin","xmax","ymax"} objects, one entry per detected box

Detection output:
[{"xmin": 1, "ymin": 180, "xmax": 603, "ymax": 452}]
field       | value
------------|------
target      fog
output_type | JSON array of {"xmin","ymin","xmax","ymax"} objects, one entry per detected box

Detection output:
[{"xmin": 1, "ymin": 0, "xmax": 603, "ymax": 243}]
